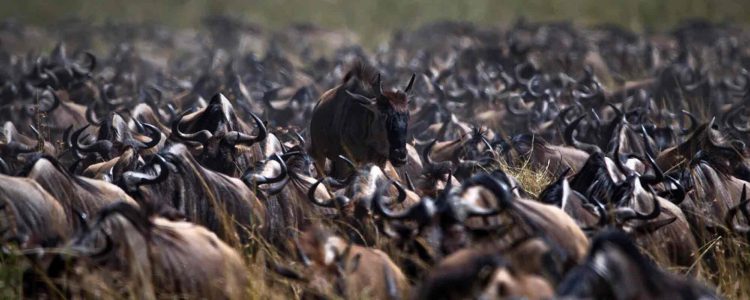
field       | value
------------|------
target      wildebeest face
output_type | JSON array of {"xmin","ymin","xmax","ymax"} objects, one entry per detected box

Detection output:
[
  {"xmin": 376, "ymin": 89, "xmax": 411, "ymax": 167},
  {"xmin": 385, "ymin": 110, "xmax": 409, "ymax": 166}
]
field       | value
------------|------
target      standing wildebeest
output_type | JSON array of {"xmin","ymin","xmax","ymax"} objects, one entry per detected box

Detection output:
[{"xmin": 310, "ymin": 63, "xmax": 415, "ymax": 177}]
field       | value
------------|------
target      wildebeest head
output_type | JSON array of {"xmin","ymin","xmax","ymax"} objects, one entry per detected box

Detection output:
[
  {"xmin": 171, "ymin": 93, "xmax": 267, "ymax": 175},
  {"xmin": 557, "ymin": 229, "xmax": 718, "ymax": 299},
  {"xmin": 344, "ymin": 64, "xmax": 415, "ymax": 167}
]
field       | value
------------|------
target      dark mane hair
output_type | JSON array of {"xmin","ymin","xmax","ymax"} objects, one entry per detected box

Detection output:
[
  {"xmin": 382, "ymin": 91, "xmax": 409, "ymax": 112},
  {"xmin": 569, "ymin": 152, "xmax": 618, "ymax": 203},
  {"xmin": 18, "ymin": 154, "xmax": 101, "ymax": 194},
  {"xmin": 342, "ymin": 61, "xmax": 409, "ymax": 113},
  {"xmin": 342, "ymin": 61, "xmax": 379, "ymax": 92},
  {"xmin": 589, "ymin": 230, "xmax": 663, "ymax": 292}
]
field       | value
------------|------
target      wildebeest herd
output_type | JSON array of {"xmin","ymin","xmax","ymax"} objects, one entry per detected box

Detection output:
[{"xmin": 2, "ymin": 17, "xmax": 750, "ymax": 299}]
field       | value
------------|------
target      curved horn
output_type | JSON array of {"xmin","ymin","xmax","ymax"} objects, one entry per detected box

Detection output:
[
  {"xmin": 70, "ymin": 124, "xmax": 90, "ymax": 152},
  {"xmin": 279, "ymin": 150, "xmax": 303, "ymax": 161},
  {"xmin": 526, "ymin": 74, "xmax": 544, "ymax": 97},
  {"xmin": 462, "ymin": 172, "xmax": 514, "ymax": 210},
  {"xmin": 292, "ymin": 130, "xmax": 305, "ymax": 147},
  {"xmin": 505, "ymin": 94, "xmax": 533, "ymax": 116},
  {"xmin": 307, "ymin": 177, "xmax": 347, "ymax": 208},
  {"xmin": 83, "ymin": 52, "xmax": 97, "ymax": 72},
  {"xmin": 133, "ymin": 118, "xmax": 145, "ymax": 133},
  {"xmin": 328, "ymin": 155, "xmax": 357, "ymax": 189},
  {"xmin": 617, "ymin": 191, "xmax": 662, "ymax": 222},
  {"xmin": 390, "ymin": 178, "xmax": 407, "ymax": 204},
  {"xmin": 71, "ymin": 126, "xmax": 113, "ymax": 157},
  {"xmin": 85, "ymin": 104, "xmax": 103, "ymax": 126},
  {"xmin": 658, "ymin": 175, "xmax": 686, "ymax": 205},
  {"xmin": 138, "ymin": 123, "xmax": 162, "ymax": 149},
  {"xmin": 728, "ymin": 107, "xmax": 750, "ymax": 133},
  {"xmin": 558, "ymin": 105, "xmax": 578, "ymax": 128},
  {"xmin": 373, "ymin": 183, "xmax": 433, "ymax": 221},
  {"xmin": 580, "ymin": 195, "xmax": 609, "ymax": 231},
  {"xmin": 613, "ymin": 129, "xmax": 635, "ymax": 178},
  {"xmin": 590, "ymin": 195, "xmax": 609, "ymax": 227},
  {"xmin": 422, "ymin": 140, "xmax": 453, "ymax": 176},
  {"xmin": 681, "ymin": 110, "xmax": 698, "ymax": 135},
  {"xmin": 606, "ymin": 102, "xmax": 624, "ymax": 122},
  {"xmin": 121, "ymin": 155, "xmax": 170, "ymax": 191},
  {"xmin": 726, "ymin": 185, "xmax": 750, "ymax": 234},
  {"xmin": 264, "ymin": 176, "xmax": 291, "ymax": 196},
  {"xmin": 71, "ymin": 52, "xmax": 97, "ymax": 76},
  {"xmin": 639, "ymin": 126, "xmax": 670, "ymax": 186},
  {"xmin": 224, "ymin": 111, "xmax": 267, "ymax": 146},
  {"xmin": 88, "ymin": 231, "xmax": 114, "ymax": 259},
  {"xmin": 404, "ymin": 73, "xmax": 416, "ymax": 93},
  {"xmin": 563, "ymin": 115, "xmax": 602, "ymax": 153},
  {"xmin": 242, "ymin": 153, "xmax": 288, "ymax": 186},
  {"xmin": 171, "ymin": 109, "xmax": 213, "ymax": 144}
]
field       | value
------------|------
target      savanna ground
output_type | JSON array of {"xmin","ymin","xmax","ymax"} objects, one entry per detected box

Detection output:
[{"xmin": 2, "ymin": 0, "xmax": 750, "ymax": 299}]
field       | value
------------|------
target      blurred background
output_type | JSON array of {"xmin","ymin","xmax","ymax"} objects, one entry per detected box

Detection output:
[{"xmin": 3, "ymin": 0, "xmax": 750, "ymax": 43}]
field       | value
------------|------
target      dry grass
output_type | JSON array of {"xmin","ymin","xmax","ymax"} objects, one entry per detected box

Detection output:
[
  {"xmin": 692, "ymin": 233, "xmax": 750, "ymax": 299},
  {"xmin": 0, "ymin": 249, "xmax": 25, "ymax": 299},
  {"xmin": 496, "ymin": 158, "xmax": 554, "ymax": 198}
]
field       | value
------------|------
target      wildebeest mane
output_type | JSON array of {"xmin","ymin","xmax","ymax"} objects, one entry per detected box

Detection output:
[
  {"xmin": 152, "ymin": 144, "xmax": 258, "ymax": 245},
  {"xmin": 342, "ymin": 61, "xmax": 409, "ymax": 112},
  {"xmin": 18, "ymin": 154, "xmax": 102, "ymax": 195},
  {"xmin": 416, "ymin": 250, "xmax": 506, "ymax": 299},
  {"xmin": 342, "ymin": 61, "xmax": 379, "ymax": 92},
  {"xmin": 588, "ymin": 230, "xmax": 663, "ymax": 292},
  {"xmin": 92, "ymin": 201, "xmax": 153, "ymax": 237}
]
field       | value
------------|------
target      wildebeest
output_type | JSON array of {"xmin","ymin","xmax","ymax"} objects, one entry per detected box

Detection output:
[
  {"xmin": 170, "ymin": 93, "xmax": 269, "ymax": 177},
  {"xmin": 0, "ymin": 173, "xmax": 70, "ymax": 248},
  {"xmin": 43, "ymin": 201, "xmax": 249, "ymax": 299},
  {"xmin": 415, "ymin": 247, "xmax": 554, "ymax": 300},
  {"xmin": 285, "ymin": 225, "xmax": 411, "ymax": 299},
  {"xmin": 19, "ymin": 155, "xmax": 137, "ymax": 225},
  {"xmin": 557, "ymin": 230, "xmax": 718, "ymax": 299},
  {"xmin": 2, "ymin": 16, "xmax": 749, "ymax": 300},
  {"xmin": 120, "ymin": 143, "xmax": 266, "ymax": 245},
  {"xmin": 310, "ymin": 62, "xmax": 415, "ymax": 177}
]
